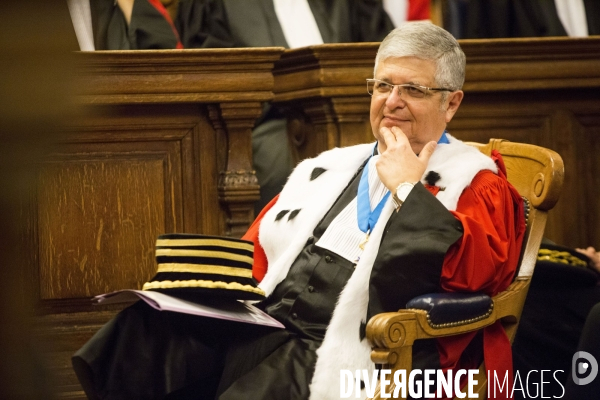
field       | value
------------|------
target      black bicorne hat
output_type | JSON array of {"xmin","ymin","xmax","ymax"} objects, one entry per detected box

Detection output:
[
  {"xmin": 536, "ymin": 242, "xmax": 598, "ymax": 287},
  {"xmin": 142, "ymin": 233, "xmax": 265, "ymax": 301}
]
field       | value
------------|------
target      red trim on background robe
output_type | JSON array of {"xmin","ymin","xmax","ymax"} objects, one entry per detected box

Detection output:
[
  {"xmin": 244, "ymin": 152, "xmax": 525, "ymax": 400},
  {"xmin": 408, "ymin": 0, "xmax": 431, "ymax": 20},
  {"xmin": 146, "ymin": 0, "xmax": 184, "ymax": 48}
]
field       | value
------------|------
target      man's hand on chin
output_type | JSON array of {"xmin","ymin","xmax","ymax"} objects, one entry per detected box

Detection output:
[{"xmin": 375, "ymin": 126, "xmax": 436, "ymax": 192}]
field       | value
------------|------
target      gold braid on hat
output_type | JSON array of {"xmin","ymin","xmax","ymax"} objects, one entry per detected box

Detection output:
[{"xmin": 537, "ymin": 249, "xmax": 588, "ymax": 268}]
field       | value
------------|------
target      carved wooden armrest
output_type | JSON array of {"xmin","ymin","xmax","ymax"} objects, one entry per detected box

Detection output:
[
  {"xmin": 366, "ymin": 280, "xmax": 530, "ymax": 370},
  {"xmin": 364, "ymin": 281, "xmax": 530, "ymax": 399}
]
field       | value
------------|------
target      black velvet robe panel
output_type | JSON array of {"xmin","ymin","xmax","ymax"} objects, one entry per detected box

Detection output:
[
  {"xmin": 368, "ymin": 183, "xmax": 464, "ymax": 322},
  {"xmin": 462, "ymin": 0, "xmax": 600, "ymax": 38}
]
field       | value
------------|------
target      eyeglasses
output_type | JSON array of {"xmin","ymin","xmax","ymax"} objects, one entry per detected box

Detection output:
[{"xmin": 366, "ymin": 78, "xmax": 454, "ymax": 99}]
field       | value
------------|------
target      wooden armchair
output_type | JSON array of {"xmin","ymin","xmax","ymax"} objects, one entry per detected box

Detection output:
[{"xmin": 366, "ymin": 139, "xmax": 564, "ymax": 400}]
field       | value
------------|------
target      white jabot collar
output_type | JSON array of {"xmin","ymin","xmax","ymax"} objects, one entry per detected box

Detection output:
[
  {"xmin": 67, "ymin": 0, "xmax": 95, "ymax": 51},
  {"xmin": 554, "ymin": 0, "xmax": 589, "ymax": 37},
  {"xmin": 273, "ymin": 0, "xmax": 324, "ymax": 48}
]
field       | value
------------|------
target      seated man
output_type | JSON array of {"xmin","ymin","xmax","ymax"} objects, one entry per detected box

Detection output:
[{"xmin": 72, "ymin": 22, "xmax": 525, "ymax": 400}]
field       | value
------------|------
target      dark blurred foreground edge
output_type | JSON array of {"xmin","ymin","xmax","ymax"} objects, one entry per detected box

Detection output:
[{"xmin": 0, "ymin": 1, "xmax": 78, "ymax": 398}]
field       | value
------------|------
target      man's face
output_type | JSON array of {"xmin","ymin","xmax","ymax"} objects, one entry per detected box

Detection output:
[{"xmin": 369, "ymin": 56, "xmax": 463, "ymax": 154}]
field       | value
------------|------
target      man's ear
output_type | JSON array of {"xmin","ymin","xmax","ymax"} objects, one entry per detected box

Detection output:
[{"xmin": 444, "ymin": 90, "xmax": 464, "ymax": 123}]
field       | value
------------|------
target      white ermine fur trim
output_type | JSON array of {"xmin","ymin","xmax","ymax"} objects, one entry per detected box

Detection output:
[
  {"xmin": 427, "ymin": 134, "xmax": 498, "ymax": 210},
  {"xmin": 258, "ymin": 143, "xmax": 374, "ymax": 296},
  {"xmin": 257, "ymin": 135, "xmax": 497, "ymax": 400}
]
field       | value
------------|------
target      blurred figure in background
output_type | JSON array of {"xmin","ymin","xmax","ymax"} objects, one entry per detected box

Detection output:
[
  {"xmin": 444, "ymin": 0, "xmax": 600, "ymax": 39},
  {"xmin": 67, "ymin": 0, "xmax": 182, "ymax": 50},
  {"xmin": 175, "ymin": 0, "xmax": 394, "ymax": 49},
  {"xmin": 383, "ymin": 0, "xmax": 432, "ymax": 27},
  {"xmin": 577, "ymin": 246, "xmax": 600, "ymax": 272}
]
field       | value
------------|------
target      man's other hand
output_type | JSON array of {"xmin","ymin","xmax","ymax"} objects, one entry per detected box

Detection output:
[{"xmin": 576, "ymin": 246, "xmax": 600, "ymax": 273}]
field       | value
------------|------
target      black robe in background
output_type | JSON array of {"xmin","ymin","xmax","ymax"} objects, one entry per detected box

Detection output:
[
  {"xmin": 512, "ymin": 241, "xmax": 600, "ymax": 399},
  {"xmin": 90, "ymin": 0, "xmax": 181, "ymax": 50},
  {"xmin": 459, "ymin": 0, "xmax": 600, "ymax": 39},
  {"xmin": 174, "ymin": 0, "xmax": 394, "ymax": 49}
]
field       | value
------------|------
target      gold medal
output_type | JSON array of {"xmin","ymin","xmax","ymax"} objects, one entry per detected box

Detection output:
[{"xmin": 359, "ymin": 230, "xmax": 370, "ymax": 250}]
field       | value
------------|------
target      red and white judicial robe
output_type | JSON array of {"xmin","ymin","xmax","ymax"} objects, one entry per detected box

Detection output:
[{"xmin": 244, "ymin": 134, "xmax": 525, "ymax": 400}]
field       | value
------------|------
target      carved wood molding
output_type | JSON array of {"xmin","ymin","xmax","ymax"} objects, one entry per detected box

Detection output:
[
  {"xmin": 273, "ymin": 37, "xmax": 600, "ymax": 102},
  {"xmin": 217, "ymin": 170, "xmax": 260, "ymax": 238},
  {"xmin": 273, "ymin": 43, "xmax": 376, "ymax": 104},
  {"xmin": 75, "ymin": 48, "xmax": 285, "ymax": 104},
  {"xmin": 331, "ymin": 97, "xmax": 370, "ymax": 123},
  {"xmin": 462, "ymin": 37, "xmax": 600, "ymax": 92},
  {"xmin": 208, "ymin": 103, "xmax": 261, "ymax": 238},
  {"xmin": 273, "ymin": 43, "xmax": 376, "ymax": 153}
]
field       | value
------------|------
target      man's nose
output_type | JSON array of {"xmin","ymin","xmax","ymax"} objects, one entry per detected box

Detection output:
[{"xmin": 385, "ymin": 86, "xmax": 406, "ymax": 108}]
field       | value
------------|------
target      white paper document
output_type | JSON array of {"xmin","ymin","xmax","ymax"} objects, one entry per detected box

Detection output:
[{"xmin": 93, "ymin": 289, "xmax": 285, "ymax": 329}]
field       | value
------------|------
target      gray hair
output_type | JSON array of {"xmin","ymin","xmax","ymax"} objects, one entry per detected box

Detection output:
[{"xmin": 374, "ymin": 22, "xmax": 466, "ymax": 91}]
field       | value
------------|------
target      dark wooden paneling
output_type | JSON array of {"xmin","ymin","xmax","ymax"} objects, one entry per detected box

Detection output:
[
  {"xmin": 30, "ymin": 49, "xmax": 284, "ymax": 397},
  {"xmin": 36, "ymin": 104, "xmax": 227, "ymax": 312},
  {"xmin": 448, "ymin": 91, "xmax": 600, "ymax": 248},
  {"xmin": 38, "ymin": 156, "xmax": 167, "ymax": 299},
  {"xmin": 34, "ymin": 104, "xmax": 224, "ymax": 397},
  {"xmin": 578, "ymin": 114, "xmax": 600, "ymax": 249}
]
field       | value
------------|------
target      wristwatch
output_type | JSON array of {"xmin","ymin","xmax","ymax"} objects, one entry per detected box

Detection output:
[{"xmin": 392, "ymin": 182, "xmax": 415, "ymax": 209}]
